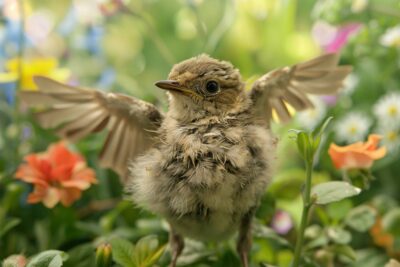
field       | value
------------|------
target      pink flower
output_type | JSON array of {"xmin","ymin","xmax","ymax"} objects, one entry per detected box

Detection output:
[
  {"xmin": 325, "ymin": 23, "xmax": 362, "ymax": 52},
  {"xmin": 271, "ymin": 210, "xmax": 293, "ymax": 235},
  {"xmin": 15, "ymin": 142, "xmax": 97, "ymax": 208},
  {"xmin": 312, "ymin": 21, "xmax": 362, "ymax": 53}
]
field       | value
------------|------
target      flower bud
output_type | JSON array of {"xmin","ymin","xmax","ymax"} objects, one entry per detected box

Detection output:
[{"xmin": 96, "ymin": 243, "xmax": 112, "ymax": 267}]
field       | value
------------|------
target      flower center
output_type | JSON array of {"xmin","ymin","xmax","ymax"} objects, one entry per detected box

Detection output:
[
  {"xmin": 349, "ymin": 125, "xmax": 358, "ymax": 135},
  {"xmin": 388, "ymin": 105, "xmax": 398, "ymax": 117}
]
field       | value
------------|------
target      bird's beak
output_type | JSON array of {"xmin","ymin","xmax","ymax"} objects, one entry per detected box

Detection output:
[
  {"xmin": 154, "ymin": 80, "xmax": 181, "ymax": 91},
  {"xmin": 155, "ymin": 80, "xmax": 199, "ymax": 98}
]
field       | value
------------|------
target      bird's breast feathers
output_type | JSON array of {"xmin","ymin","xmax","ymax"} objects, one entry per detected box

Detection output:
[{"xmin": 128, "ymin": 114, "xmax": 276, "ymax": 240}]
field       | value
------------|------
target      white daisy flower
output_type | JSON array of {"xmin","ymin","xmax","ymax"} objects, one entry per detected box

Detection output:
[
  {"xmin": 373, "ymin": 92, "xmax": 400, "ymax": 127},
  {"xmin": 335, "ymin": 112, "xmax": 372, "ymax": 143},
  {"xmin": 380, "ymin": 25, "xmax": 400, "ymax": 47},
  {"xmin": 377, "ymin": 124, "xmax": 400, "ymax": 153},
  {"xmin": 296, "ymin": 97, "xmax": 327, "ymax": 130},
  {"xmin": 341, "ymin": 73, "xmax": 359, "ymax": 95}
]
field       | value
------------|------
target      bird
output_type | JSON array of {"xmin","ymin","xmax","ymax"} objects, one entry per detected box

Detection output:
[{"xmin": 20, "ymin": 53, "xmax": 351, "ymax": 267}]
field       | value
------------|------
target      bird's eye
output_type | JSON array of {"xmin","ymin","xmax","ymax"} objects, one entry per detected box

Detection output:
[{"xmin": 205, "ymin": 81, "xmax": 220, "ymax": 95}]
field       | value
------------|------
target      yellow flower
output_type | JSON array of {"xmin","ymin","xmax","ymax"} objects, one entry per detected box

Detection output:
[
  {"xmin": 0, "ymin": 72, "xmax": 18, "ymax": 83},
  {"xmin": 5, "ymin": 58, "xmax": 70, "ymax": 90}
]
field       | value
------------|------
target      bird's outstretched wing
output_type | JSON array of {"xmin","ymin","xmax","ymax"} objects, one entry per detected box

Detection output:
[
  {"xmin": 249, "ymin": 53, "xmax": 352, "ymax": 124},
  {"xmin": 20, "ymin": 76, "xmax": 164, "ymax": 179}
]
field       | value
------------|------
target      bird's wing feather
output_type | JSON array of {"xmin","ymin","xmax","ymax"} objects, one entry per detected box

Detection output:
[
  {"xmin": 249, "ymin": 53, "xmax": 352, "ymax": 123},
  {"xmin": 20, "ymin": 76, "xmax": 164, "ymax": 179}
]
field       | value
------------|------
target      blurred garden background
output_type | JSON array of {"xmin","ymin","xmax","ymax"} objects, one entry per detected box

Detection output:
[{"xmin": 1, "ymin": 0, "xmax": 400, "ymax": 266}]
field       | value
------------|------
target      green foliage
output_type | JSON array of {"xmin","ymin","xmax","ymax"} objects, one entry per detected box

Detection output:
[
  {"xmin": 311, "ymin": 181, "xmax": 361, "ymax": 205},
  {"xmin": 0, "ymin": 218, "xmax": 21, "ymax": 239},
  {"xmin": 382, "ymin": 208, "xmax": 400, "ymax": 236},
  {"xmin": 345, "ymin": 205, "xmax": 377, "ymax": 232},
  {"xmin": 110, "ymin": 236, "xmax": 165, "ymax": 267},
  {"xmin": 291, "ymin": 117, "xmax": 364, "ymax": 267},
  {"xmin": 26, "ymin": 250, "xmax": 69, "ymax": 267},
  {"xmin": 64, "ymin": 244, "xmax": 96, "ymax": 267},
  {"xmin": 110, "ymin": 239, "xmax": 135, "ymax": 267}
]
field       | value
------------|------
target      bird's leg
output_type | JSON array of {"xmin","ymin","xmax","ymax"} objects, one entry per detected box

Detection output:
[
  {"xmin": 169, "ymin": 227, "xmax": 184, "ymax": 267},
  {"xmin": 237, "ymin": 210, "xmax": 255, "ymax": 267}
]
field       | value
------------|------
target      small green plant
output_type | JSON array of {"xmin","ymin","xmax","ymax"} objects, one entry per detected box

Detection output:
[
  {"xmin": 110, "ymin": 235, "xmax": 166, "ymax": 267},
  {"xmin": 290, "ymin": 117, "xmax": 361, "ymax": 267}
]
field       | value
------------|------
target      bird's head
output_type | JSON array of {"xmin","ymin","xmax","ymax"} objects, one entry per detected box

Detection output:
[{"xmin": 155, "ymin": 54, "xmax": 248, "ymax": 120}]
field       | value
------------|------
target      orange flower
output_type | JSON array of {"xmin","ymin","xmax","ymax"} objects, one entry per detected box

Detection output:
[
  {"xmin": 370, "ymin": 217, "xmax": 400, "ymax": 259},
  {"xmin": 370, "ymin": 217, "xmax": 394, "ymax": 251},
  {"xmin": 15, "ymin": 142, "xmax": 97, "ymax": 208},
  {"xmin": 328, "ymin": 134, "xmax": 387, "ymax": 170}
]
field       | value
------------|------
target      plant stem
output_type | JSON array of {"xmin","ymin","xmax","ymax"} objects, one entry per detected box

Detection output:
[{"xmin": 292, "ymin": 161, "xmax": 313, "ymax": 267}]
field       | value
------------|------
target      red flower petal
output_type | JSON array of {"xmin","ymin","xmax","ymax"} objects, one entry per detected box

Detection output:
[{"xmin": 15, "ymin": 141, "xmax": 97, "ymax": 208}]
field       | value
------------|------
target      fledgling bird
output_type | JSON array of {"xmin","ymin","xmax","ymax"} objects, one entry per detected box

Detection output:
[{"xmin": 21, "ymin": 53, "xmax": 351, "ymax": 267}]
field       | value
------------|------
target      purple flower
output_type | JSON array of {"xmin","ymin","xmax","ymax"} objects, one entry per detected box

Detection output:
[
  {"xmin": 271, "ymin": 210, "xmax": 293, "ymax": 235},
  {"xmin": 320, "ymin": 95, "xmax": 338, "ymax": 106},
  {"xmin": 21, "ymin": 123, "xmax": 33, "ymax": 141}
]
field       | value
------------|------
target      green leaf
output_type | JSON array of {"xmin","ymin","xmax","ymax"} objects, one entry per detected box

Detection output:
[
  {"xmin": 110, "ymin": 238, "xmax": 135, "ymax": 267},
  {"xmin": 382, "ymin": 208, "xmax": 400, "ymax": 236},
  {"xmin": 312, "ymin": 134, "xmax": 322, "ymax": 156},
  {"xmin": 345, "ymin": 205, "xmax": 377, "ymax": 232},
  {"xmin": 311, "ymin": 182, "xmax": 361, "ymax": 205},
  {"xmin": 48, "ymin": 255, "xmax": 63, "ymax": 267},
  {"xmin": 253, "ymin": 224, "xmax": 291, "ymax": 248},
  {"xmin": 347, "ymin": 248, "xmax": 388, "ymax": 267},
  {"xmin": 0, "ymin": 217, "xmax": 21, "ymax": 238},
  {"xmin": 134, "ymin": 235, "xmax": 165, "ymax": 267},
  {"xmin": 305, "ymin": 234, "xmax": 329, "ymax": 250},
  {"xmin": 331, "ymin": 245, "xmax": 357, "ymax": 261},
  {"xmin": 327, "ymin": 227, "xmax": 352, "ymax": 245},
  {"xmin": 26, "ymin": 250, "xmax": 69, "ymax": 267},
  {"xmin": 63, "ymin": 243, "xmax": 96, "ymax": 267},
  {"xmin": 311, "ymin": 116, "xmax": 333, "ymax": 140},
  {"xmin": 296, "ymin": 131, "xmax": 311, "ymax": 161},
  {"xmin": 372, "ymin": 195, "xmax": 397, "ymax": 215},
  {"xmin": 304, "ymin": 225, "xmax": 322, "ymax": 240},
  {"xmin": 327, "ymin": 199, "xmax": 353, "ymax": 221}
]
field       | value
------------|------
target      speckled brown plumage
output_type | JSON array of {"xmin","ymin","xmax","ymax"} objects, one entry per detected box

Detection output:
[{"xmin": 22, "ymin": 53, "xmax": 351, "ymax": 267}]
